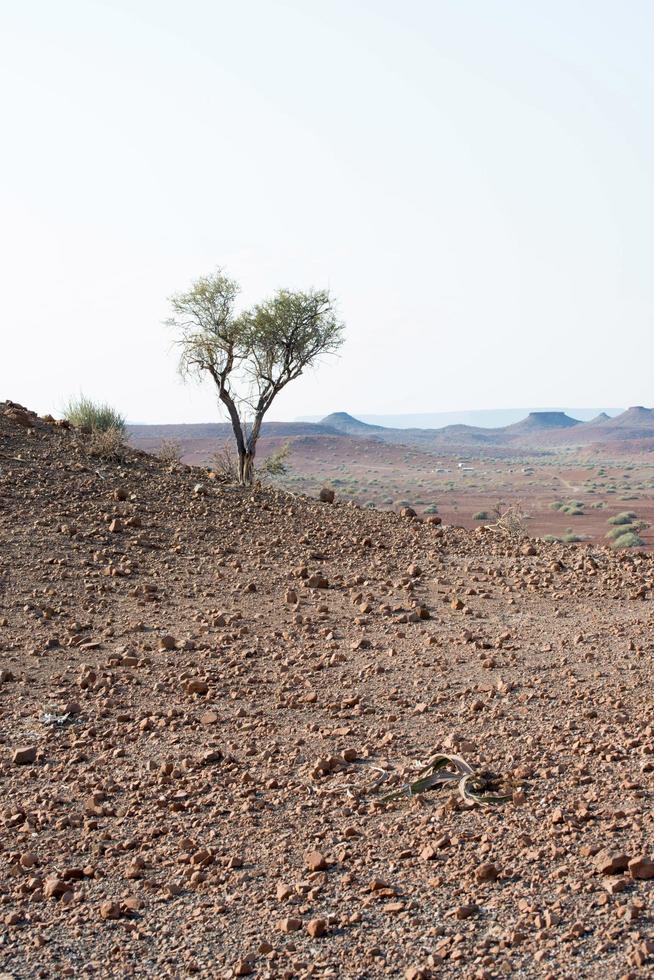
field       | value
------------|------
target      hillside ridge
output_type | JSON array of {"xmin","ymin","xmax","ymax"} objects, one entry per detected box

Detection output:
[{"xmin": 1, "ymin": 399, "xmax": 654, "ymax": 977}]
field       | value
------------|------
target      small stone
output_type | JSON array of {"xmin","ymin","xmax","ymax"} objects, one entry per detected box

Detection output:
[
  {"xmin": 594, "ymin": 850, "xmax": 629, "ymax": 875},
  {"xmin": 306, "ymin": 917, "xmax": 327, "ymax": 938},
  {"xmin": 234, "ymin": 960, "xmax": 253, "ymax": 977},
  {"xmin": 319, "ymin": 488, "xmax": 335, "ymax": 503},
  {"xmin": 628, "ymin": 855, "xmax": 654, "ymax": 880},
  {"xmin": 475, "ymin": 863, "xmax": 499, "ymax": 883},
  {"xmin": 454, "ymin": 904, "xmax": 479, "ymax": 919},
  {"xmin": 99, "ymin": 900, "xmax": 121, "ymax": 920},
  {"xmin": 108, "ymin": 519, "xmax": 122, "ymax": 533},
  {"xmin": 185, "ymin": 679, "xmax": 208, "ymax": 695},
  {"xmin": 12, "ymin": 746, "xmax": 37, "ymax": 765},
  {"xmin": 305, "ymin": 850, "xmax": 327, "ymax": 872},
  {"xmin": 200, "ymin": 711, "xmax": 219, "ymax": 726},
  {"xmin": 278, "ymin": 916, "xmax": 302, "ymax": 933},
  {"xmin": 44, "ymin": 877, "xmax": 67, "ymax": 899},
  {"xmin": 158, "ymin": 635, "xmax": 177, "ymax": 651},
  {"xmin": 405, "ymin": 968, "xmax": 430, "ymax": 980}
]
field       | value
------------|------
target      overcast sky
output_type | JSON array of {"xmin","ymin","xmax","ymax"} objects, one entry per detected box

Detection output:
[{"xmin": 2, "ymin": 0, "xmax": 653, "ymax": 423}]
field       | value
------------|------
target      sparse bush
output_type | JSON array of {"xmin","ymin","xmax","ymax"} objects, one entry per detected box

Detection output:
[
  {"xmin": 561, "ymin": 532, "xmax": 583, "ymax": 543},
  {"xmin": 259, "ymin": 443, "xmax": 290, "ymax": 478},
  {"xmin": 560, "ymin": 500, "xmax": 584, "ymax": 516},
  {"xmin": 610, "ymin": 531, "xmax": 644, "ymax": 550},
  {"xmin": 543, "ymin": 534, "xmax": 560, "ymax": 543},
  {"xmin": 86, "ymin": 426, "xmax": 127, "ymax": 462},
  {"xmin": 64, "ymin": 395, "xmax": 126, "ymax": 434},
  {"xmin": 423, "ymin": 504, "xmax": 439, "ymax": 514},
  {"xmin": 607, "ymin": 511, "xmax": 637, "ymax": 526},
  {"xmin": 211, "ymin": 443, "xmax": 238, "ymax": 483},
  {"xmin": 157, "ymin": 439, "xmax": 182, "ymax": 465},
  {"xmin": 473, "ymin": 511, "xmax": 489, "ymax": 521},
  {"xmin": 550, "ymin": 501, "xmax": 564, "ymax": 511}
]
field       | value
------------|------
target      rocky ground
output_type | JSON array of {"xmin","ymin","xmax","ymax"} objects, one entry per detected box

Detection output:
[{"xmin": 1, "ymin": 401, "xmax": 653, "ymax": 979}]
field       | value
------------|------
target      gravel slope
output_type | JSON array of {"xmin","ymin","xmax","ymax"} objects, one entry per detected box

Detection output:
[{"xmin": 1, "ymin": 402, "xmax": 653, "ymax": 979}]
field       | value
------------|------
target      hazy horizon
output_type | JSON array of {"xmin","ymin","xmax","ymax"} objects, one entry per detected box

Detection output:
[
  {"xmin": 121, "ymin": 405, "xmax": 636, "ymax": 429},
  {"xmin": 3, "ymin": 1, "xmax": 654, "ymax": 423}
]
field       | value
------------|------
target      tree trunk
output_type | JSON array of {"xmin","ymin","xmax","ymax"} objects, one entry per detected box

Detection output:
[{"xmin": 238, "ymin": 451, "xmax": 254, "ymax": 486}]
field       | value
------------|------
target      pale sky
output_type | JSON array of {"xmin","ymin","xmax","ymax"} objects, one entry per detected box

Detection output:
[{"xmin": 2, "ymin": 0, "xmax": 653, "ymax": 423}]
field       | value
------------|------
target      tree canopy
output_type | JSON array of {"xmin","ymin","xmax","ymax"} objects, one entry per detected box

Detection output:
[{"xmin": 167, "ymin": 269, "xmax": 345, "ymax": 484}]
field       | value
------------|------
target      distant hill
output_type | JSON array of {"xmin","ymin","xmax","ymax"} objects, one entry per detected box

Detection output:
[
  {"xmin": 129, "ymin": 405, "xmax": 654, "ymax": 460},
  {"xmin": 505, "ymin": 411, "xmax": 581, "ymax": 432},
  {"xmin": 300, "ymin": 407, "xmax": 623, "ymax": 429},
  {"xmin": 128, "ymin": 420, "xmax": 340, "ymax": 441},
  {"xmin": 319, "ymin": 412, "xmax": 385, "ymax": 435}
]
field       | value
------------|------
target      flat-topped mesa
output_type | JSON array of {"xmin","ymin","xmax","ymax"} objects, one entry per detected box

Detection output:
[
  {"xmin": 601, "ymin": 406, "xmax": 654, "ymax": 429},
  {"xmin": 624, "ymin": 405, "xmax": 653, "ymax": 417},
  {"xmin": 507, "ymin": 411, "xmax": 581, "ymax": 432}
]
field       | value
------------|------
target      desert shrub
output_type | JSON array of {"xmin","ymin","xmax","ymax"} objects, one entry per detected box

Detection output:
[
  {"xmin": 157, "ymin": 439, "xmax": 182, "ymax": 465},
  {"xmin": 607, "ymin": 511, "xmax": 637, "ymax": 525},
  {"xmin": 473, "ymin": 511, "xmax": 489, "ymax": 521},
  {"xmin": 365, "ymin": 500, "xmax": 376, "ymax": 509},
  {"xmin": 396, "ymin": 499, "xmax": 412, "ymax": 508},
  {"xmin": 560, "ymin": 500, "xmax": 584, "ymax": 516},
  {"xmin": 550, "ymin": 501, "xmax": 564, "ymax": 511},
  {"xmin": 260, "ymin": 443, "xmax": 290, "ymax": 478},
  {"xmin": 610, "ymin": 531, "xmax": 644, "ymax": 550},
  {"xmin": 561, "ymin": 532, "xmax": 583, "ymax": 543},
  {"xmin": 211, "ymin": 443, "xmax": 238, "ymax": 483},
  {"xmin": 423, "ymin": 504, "xmax": 439, "ymax": 514},
  {"xmin": 543, "ymin": 534, "xmax": 560, "ymax": 543},
  {"xmin": 64, "ymin": 395, "xmax": 126, "ymax": 434},
  {"xmin": 86, "ymin": 427, "xmax": 127, "ymax": 462}
]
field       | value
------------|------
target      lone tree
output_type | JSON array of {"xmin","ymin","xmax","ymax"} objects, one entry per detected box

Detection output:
[{"xmin": 167, "ymin": 269, "xmax": 344, "ymax": 485}]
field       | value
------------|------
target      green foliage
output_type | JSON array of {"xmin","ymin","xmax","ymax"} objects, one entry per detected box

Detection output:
[
  {"xmin": 559, "ymin": 500, "xmax": 584, "ymax": 516},
  {"xmin": 168, "ymin": 268, "xmax": 344, "ymax": 485},
  {"xmin": 473, "ymin": 511, "xmax": 489, "ymax": 521},
  {"xmin": 260, "ymin": 442, "xmax": 290, "ymax": 478},
  {"xmin": 610, "ymin": 530, "xmax": 644, "ymax": 550},
  {"xmin": 64, "ymin": 395, "xmax": 126, "ymax": 434},
  {"xmin": 423, "ymin": 504, "xmax": 439, "ymax": 514},
  {"xmin": 607, "ymin": 511, "xmax": 637, "ymax": 525}
]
